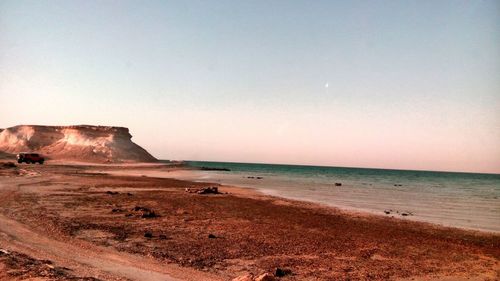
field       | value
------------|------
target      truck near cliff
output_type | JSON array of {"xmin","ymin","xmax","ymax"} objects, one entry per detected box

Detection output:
[
  {"xmin": 0, "ymin": 125, "xmax": 157, "ymax": 163},
  {"xmin": 17, "ymin": 153, "xmax": 45, "ymax": 164}
]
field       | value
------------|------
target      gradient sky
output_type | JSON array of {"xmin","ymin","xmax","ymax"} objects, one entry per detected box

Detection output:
[{"xmin": 1, "ymin": 0, "xmax": 499, "ymax": 173}]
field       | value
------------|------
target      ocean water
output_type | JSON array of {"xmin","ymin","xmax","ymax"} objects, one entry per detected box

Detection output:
[{"xmin": 184, "ymin": 161, "xmax": 500, "ymax": 233}]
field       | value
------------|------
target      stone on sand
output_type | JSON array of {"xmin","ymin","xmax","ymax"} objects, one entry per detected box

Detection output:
[
  {"xmin": 255, "ymin": 273, "xmax": 275, "ymax": 281},
  {"xmin": 232, "ymin": 273, "xmax": 253, "ymax": 281},
  {"xmin": 275, "ymin": 267, "xmax": 292, "ymax": 277},
  {"xmin": 232, "ymin": 272, "xmax": 275, "ymax": 281}
]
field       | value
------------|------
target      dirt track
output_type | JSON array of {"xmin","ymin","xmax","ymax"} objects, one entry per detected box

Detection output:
[
  {"xmin": 0, "ymin": 212, "xmax": 178, "ymax": 281},
  {"xmin": 0, "ymin": 166, "xmax": 219, "ymax": 281}
]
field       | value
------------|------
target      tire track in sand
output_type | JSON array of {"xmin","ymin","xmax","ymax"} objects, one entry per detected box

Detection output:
[{"xmin": 0, "ymin": 179, "xmax": 220, "ymax": 281}]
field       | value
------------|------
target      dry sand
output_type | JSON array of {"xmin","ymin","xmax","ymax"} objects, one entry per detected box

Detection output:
[{"xmin": 0, "ymin": 161, "xmax": 498, "ymax": 281}]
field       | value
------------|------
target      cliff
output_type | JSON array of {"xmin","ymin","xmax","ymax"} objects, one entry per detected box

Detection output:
[{"xmin": 0, "ymin": 125, "xmax": 157, "ymax": 163}]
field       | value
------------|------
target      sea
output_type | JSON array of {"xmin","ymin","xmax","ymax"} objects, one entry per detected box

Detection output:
[{"xmin": 182, "ymin": 161, "xmax": 500, "ymax": 233}]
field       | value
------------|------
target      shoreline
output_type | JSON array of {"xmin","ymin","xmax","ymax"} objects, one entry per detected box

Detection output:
[
  {"xmin": 255, "ymin": 188, "xmax": 500, "ymax": 235},
  {"xmin": 1, "ymin": 161, "xmax": 499, "ymax": 280},
  {"xmin": 98, "ymin": 166, "xmax": 500, "ymax": 234}
]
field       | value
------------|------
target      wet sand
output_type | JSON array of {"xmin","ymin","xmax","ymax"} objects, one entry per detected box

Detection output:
[{"xmin": 0, "ymin": 162, "xmax": 499, "ymax": 280}]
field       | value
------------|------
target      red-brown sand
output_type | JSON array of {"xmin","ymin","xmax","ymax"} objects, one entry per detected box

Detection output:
[{"xmin": 0, "ymin": 162, "xmax": 498, "ymax": 281}]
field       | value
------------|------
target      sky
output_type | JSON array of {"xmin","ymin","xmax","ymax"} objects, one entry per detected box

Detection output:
[{"xmin": 1, "ymin": 0, "xmax": 499, "ymax": 173}]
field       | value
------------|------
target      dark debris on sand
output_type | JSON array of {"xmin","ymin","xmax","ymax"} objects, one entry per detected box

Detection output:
[
  {"xmin": 0, "ymin": 249, "xmax": 102, "ymax": 281},
  {"xmin": 2, "ymin": 162, "xmax": 17, "ymax": 168},
  {"xmin": 185, "ymin": 186, "xmax": 222, "ymax": 194}
]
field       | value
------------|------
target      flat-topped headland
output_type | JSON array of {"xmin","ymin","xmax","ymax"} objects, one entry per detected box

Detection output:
[{"xmin": 0, "ymin": 125, "xmax": 157, "ymax": 163}]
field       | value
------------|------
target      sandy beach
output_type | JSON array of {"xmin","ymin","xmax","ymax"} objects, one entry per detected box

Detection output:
[{"xmin": 0, "ymin": 161, "xmax": 499, "ymax": 281}]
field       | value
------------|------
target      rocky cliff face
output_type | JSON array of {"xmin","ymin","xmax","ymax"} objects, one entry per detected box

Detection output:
[{"xmin": 0, "ymin": 125, "xmax": 157, "ymax": 163}]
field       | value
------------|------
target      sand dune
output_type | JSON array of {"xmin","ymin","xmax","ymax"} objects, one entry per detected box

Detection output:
[{"xmin": 0, "ymin": 125, "xmax": 157, "ymax": 163}]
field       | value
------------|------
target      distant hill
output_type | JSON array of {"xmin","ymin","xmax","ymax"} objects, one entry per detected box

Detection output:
[{"xmin": 0, "ymin": 125, "xmax": 157, "ymax": 163}]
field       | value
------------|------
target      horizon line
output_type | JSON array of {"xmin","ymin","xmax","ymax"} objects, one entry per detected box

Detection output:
[{"xmin": 171, "ymin": 159, "xmax": 500, "ymax": 176}]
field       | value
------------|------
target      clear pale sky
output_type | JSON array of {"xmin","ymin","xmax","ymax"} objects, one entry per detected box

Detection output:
[{"xmin": 1, "ymin": 1, "xmax": 499, "ymax": 173}]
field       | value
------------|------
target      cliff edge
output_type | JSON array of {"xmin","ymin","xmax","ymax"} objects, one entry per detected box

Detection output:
[{"xmin": 0, "ymin": 125, "xmax": 157, "ymax": 163}]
